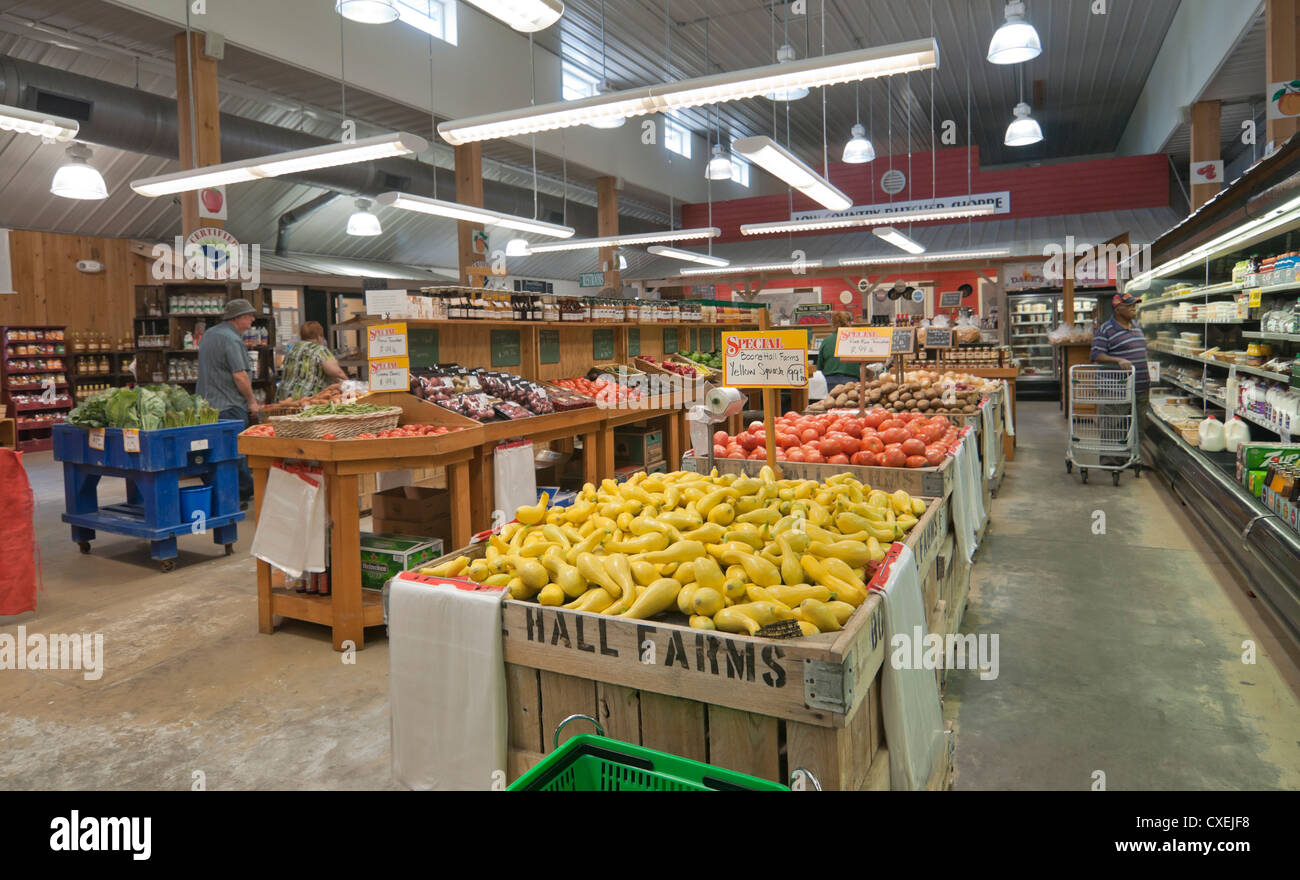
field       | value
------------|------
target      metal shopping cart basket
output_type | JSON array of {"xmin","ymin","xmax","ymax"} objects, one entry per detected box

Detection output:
[{"xmin": 1066, "ymin": 364, "xmax": 1141, "ymax": 486}]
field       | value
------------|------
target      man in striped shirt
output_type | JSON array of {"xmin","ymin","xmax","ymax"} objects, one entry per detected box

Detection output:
[{"xmin": 1090, "ymin": 290, "xmax": 1149, "ymax": 463}]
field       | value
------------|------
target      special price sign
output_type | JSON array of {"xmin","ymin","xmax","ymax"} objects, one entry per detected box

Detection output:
[
  {"xmin": 368, "ymin": 356, "xmax": 411, "ymax": 392},
  {"xmin": 366, "ymin": 322, "xmax": 408, "ymax": 359},
  {"xmin": 722, "ymin": 330, "xmax": 808, "ymax": 388},
  {"xmin": 833, "ymin": 327, "xmax": 893, "ymax": 361}
]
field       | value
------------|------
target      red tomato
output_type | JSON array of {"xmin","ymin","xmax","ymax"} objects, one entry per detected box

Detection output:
[
  {"xmin": 818, "ymin": 437, "xmax": 842, "ymax": 457},
  {"xmin": 878, "ymin": 419, "xmax": 904, "ymax": 433},
  {"xmin": 827, "ymin": 453, "xmax": 850, "ymax": 465},
  {"xmin": 736, "ymin": 432, "xmax": 757, "ymax": 451},
  {"xmin": 713, "ymin": 444, "xmax": 727, "ymax": 458},
  {"xmin": 836, "ymin": 435, "xmax": 861, "ymax": 455},
  {"xmin": 905, "ymin": 455, "xmax": 928, "ymax": 469},
  {"xmin": 879, "ymin": 427, "xmax": 909, "ymax": 446},
  {"xmin": 748, "ymin": 421, "xmax": 765, "ymax": 433},
  {"xmin": 713, "ymin": 430, "xmax": 730, "ymax": 444},
  {"xmin": 803, "ymin": 448, "xmax": 825, "ymax": 464},
  {"xmin": 850, "ymin": 450, "xmax": 876, "ymax": 466},
  {"xmin": 777, "ymin": 432, "xmax": 799, "ymax": 449},
  {"xmin": 842, "ymin": 421, "xmax": 865, "ymax": 438},
  {"xmin": 748, "ymin": 448, "xmax": 766, "ymax": 460},
  {"xmin": 924, "ymin": 446, "xmax": 946, "ymax": 467},
  {"xmin": 786, "ymin": 447, "xmax": 806, "ymax": 462},
  {"xmin": 861, "ymin": 435, "xmax": 885, "ymax": 455},
  {"xmin": 775, "ymin": 448, "xmax": 787, "ymax": 460},
  {"xmin": 882, "ymin": 448, "xmax": 907, "ymax": 468},
  {"xmin": 800, "ymin": 427, "xmax": 820, "ymax": 444},
  {"xmin": 784, "ymin": 411, "xmax": 799, "ymax": 420},
  {"xmin": 901, "ymin": 438, "xmax": 926, "ymax": 457},
  {"xmin": 727, "ymin": 449, "xmax": 746, "ymax": 459}
]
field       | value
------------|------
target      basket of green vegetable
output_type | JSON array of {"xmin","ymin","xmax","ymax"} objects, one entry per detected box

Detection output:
[{"xmin": 268, "ymin": 402, "xmax": 401, "ymax": 439}]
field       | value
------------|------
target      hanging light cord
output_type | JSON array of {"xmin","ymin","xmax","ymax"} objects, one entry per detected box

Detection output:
[
  {"xmin": 183, "ymin": 2, "xmax": 198, "ymax": 168},
  {"xmin": 427, "ymin": 0, "xmax": 438, "ymax": 198},
  {"xmin": 820, "ymin": 0, "xmax": 828, "ymax": 176},
  {"xmin": 930, "ymin": 0, "xmax": 936, "ymax": 202},
  {"xmin": 530, "ymin": 33, "xmax": 538, "ymax": 219},
  {"xmin": 600, "ymin": 0, "xmax": 608, "ymax": 84}
]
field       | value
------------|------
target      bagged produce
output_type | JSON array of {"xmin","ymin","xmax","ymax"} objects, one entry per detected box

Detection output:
[{"xmin": 0, "ymin": 449, "xmax": 37, "ymax": 615}]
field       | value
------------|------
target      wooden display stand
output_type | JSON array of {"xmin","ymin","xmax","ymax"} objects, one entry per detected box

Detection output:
[
  {"xmin": 0, "ymin": 418, "xmax": 15, "ymax": 449},
  {"xmin": 962, "ymin": 366, "xmax": 1018, "ymax": 461},
  {"xmin": 1056, "ymin": 342, "xmax": 1093, "ymax": 417}
]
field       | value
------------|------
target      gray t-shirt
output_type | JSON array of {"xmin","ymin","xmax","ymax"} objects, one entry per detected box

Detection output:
[{"xmin": 197, "ymin": 321, "xmax": 251, "ymax": 412}]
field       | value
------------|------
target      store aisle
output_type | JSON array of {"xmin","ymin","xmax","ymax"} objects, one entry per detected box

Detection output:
[
  {"xmin": 0, "ymin": 455, "xmax": 397, "ymax": 790},
  {"xmin": 947, "ymin": 402, "xmax": 1300, "ymax": 790}
]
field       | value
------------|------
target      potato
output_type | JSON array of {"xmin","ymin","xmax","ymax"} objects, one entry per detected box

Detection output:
[
  {"xmin": 917, "ymin": 399, "xmax": 930, "ymax": 411},
  {"xmin": 961, "ymin": 405, "xmax": 976, "ymax": 414}
]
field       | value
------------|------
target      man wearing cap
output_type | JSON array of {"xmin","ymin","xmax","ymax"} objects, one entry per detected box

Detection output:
[
  {"xmin": 1091, "ymin": 291, "xmax": 1149, "ymax": 462},
  {"xmin": 198, "ymin": 299, "xmax": 260, "ymax": 503}
]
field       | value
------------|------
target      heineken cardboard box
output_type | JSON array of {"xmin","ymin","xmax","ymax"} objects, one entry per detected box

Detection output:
[{"xmin": 360, "ymin": 533, "xmax": 444, "ymax": 591}]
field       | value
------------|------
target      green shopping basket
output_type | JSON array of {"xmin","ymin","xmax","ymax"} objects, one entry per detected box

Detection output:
[{"xmin": 508, "ymin": 715, "xmax": 810, "ymax": 791}]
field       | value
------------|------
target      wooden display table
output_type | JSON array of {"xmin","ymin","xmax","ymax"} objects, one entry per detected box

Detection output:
[
  {"xmin": 962, "ymin": 367, "xmax": 1018, "ymax": 461},
  {"xmin": 239, "ymin": 415, "xmax": 485, "ymax": 652}
]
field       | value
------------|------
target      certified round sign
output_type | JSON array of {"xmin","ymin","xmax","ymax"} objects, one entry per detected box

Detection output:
[
  {"xmin": 873, "ymin": 289, "xmax": 888, "ymax": 302},
  {"xmin": 881, "ymin": 169, "xmax": 906, "ymax": 195},
  {"xmin": 911, "ymin": 288, "xmax": 925, "ymax": 302},
  {"xmin": 856, "ymin": 278, "xmax": 870, "ymax": 293},
  {"xmin": 839, "ymin": 290, "xmax": 854, "ymax": 304}
]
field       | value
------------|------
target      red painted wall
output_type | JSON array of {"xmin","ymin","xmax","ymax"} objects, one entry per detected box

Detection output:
[
  {"xmin": 711, "ymin": 268, "xmax": 984, "ymax": 315},
  {"xmin": 683, "ymin": 146, "xmax": 1169, "ymax": 243}
]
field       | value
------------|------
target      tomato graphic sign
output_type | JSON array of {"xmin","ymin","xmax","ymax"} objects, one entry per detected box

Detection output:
[{"xmin": 198, "ymin": 184, "xmax": 227, "ymax": 220}]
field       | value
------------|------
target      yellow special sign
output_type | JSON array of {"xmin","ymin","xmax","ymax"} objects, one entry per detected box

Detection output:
[
  {"xmin": 833, "ymin": 327, "xmax": 894, "ymax": 361},
  {"xmin": 722, "ymin": 330, "xmax": 809, "ymax": 388},
  {"xmin": 366, "ymin": 322, "xmax": 408, "ymax": 359}
]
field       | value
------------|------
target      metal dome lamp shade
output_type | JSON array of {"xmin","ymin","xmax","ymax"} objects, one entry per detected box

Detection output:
[
  {"xmin": 842, "ymin": 123, "xmax": 875, "ymax": 164},
  {"xmin": 765, "ymin": 44, "xmax": 810, "ymax": 102},
  {"xmin": 706, "ymin": 143, "xmax": 733, "ymax": 180},
  {"xmin": 50, "ymin": 144, "xmax": 107, "ymax": 200},
  {"xmin": 335, "ymin": 0, "xmax": 400, "ymax": 24},
  {"xmin": 1004, "ymin": 101, "xmax": 1043, "ymax": 146},
  {"xmin": 988, "ymin": 1, "xmax": 1041, "ymax": 65},
  {"xmin": 346, "ymin": 198, "xmax": 383, "ymax": 236}
]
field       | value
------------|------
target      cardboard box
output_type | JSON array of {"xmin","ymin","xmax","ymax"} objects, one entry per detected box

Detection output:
[
  {"xmin": 360, "ymin": 533, "xmax": 444, "ymax": 591},
  {"xmin": 1236, "ymin": 442, "xmax": 1300, "ymax": 481},
  {"xmin": 613, "ymin": 428, "xmax": 663, "ymax": 465},
  {"xmin": 372, "ymin": 485, "xmax": 451, "ymax": 522},
  {"xmin": 373, "ymin": 516, "xmax": 451, "ymax": 546},
  {"xmin": 615, "ymin": 460, "xmax": 667, "ymax": 482}
]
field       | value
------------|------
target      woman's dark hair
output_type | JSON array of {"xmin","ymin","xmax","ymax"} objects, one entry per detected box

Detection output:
[{"xmin": 300, "ymin": 321, "xmax": 325, "ymax": 341}]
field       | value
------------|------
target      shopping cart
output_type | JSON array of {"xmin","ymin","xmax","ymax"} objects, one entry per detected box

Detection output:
[{"xmin": 1066, "ymin": 364, "xmax": 1141, "ymax": 486}]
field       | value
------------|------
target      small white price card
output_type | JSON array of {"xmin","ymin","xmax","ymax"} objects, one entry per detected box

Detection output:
[
  {"xmin": 88, "ymin": 428, "xmax": 105, "ymax": 451},
  {"xmin": 833, "ymin": 327, "xmax": 893, "ymax": 361},
  {"xmin": 368, "ymin": 356, "xmax": 411, "ymax": 392},
  {"xmin": 123, "ymin": 428, "xmax": 140, "ymax": 453},
  {"xmin": 366, "ymin": 322, "xmax": 409, "ymax": 359}
]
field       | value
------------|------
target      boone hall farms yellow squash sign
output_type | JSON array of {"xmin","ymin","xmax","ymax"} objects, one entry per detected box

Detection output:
[{"xmin": 722, "ymin": 330, "xmax": 808, "ymax": 388}]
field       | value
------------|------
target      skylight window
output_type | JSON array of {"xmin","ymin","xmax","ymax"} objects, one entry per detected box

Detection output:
[{"xmin": 397, "ymin": 1, "xmax": 457, "ymax": 45}]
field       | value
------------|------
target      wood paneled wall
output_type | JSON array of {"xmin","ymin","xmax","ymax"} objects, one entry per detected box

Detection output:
[{"xmin": 0, "ymin": 230, "xmax": 150, "ymax": 337}]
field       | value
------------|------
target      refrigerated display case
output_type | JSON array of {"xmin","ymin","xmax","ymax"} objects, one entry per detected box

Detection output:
[{"xmin": 1008, "ymin": 290, "xmax": 1100, "ymax": 393}]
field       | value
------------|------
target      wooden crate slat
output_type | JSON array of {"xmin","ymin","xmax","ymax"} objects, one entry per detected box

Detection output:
[
  {"xmin": 504, "ymin": 663, "xmax": 543, "ymax": 755},
  {"xmin": 638, "ymin": 691, "xmax": 708, "ymax": 764},
  {"xmin": 706, "ymin": 706, "xmax": 782, "ymax": 782},
  {"xmin": 538, "ymin": 670, "xmax": 598, "ymax": 754},
  {"xmin": 596, "ymin": 682, "xmax": 642, "ymax": 745}
]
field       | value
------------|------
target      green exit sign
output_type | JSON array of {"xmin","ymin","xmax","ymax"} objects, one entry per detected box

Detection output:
[{"xmin": 580, "ymin": 272, "xmax": 605, "ymax": 288}]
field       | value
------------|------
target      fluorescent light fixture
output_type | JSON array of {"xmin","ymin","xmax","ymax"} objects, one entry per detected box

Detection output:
[
  {"xmin": 647, "ymin": 245, "xmax": 730, "ymax": 267},
  {"xmin": 740, "ymin": 203, "xmax": 996, "ymax": 236},
  {"xmin": 1127, "ymin": 193, "xmax": 1300, "ymax": 288},
  {"xmin": 1004, "ymin": 102, "xmax": 1043, "ymax": 147},
  {"xmin": 335, "ymin": 0, "xmax": 400, "ymax": 24},
  {"xmin": 50, "ymin": 144, "xmax": 107, "ymax": 200},
  {"xmin": 464, "ymin": 0, "xmax": 564, "ymax": 33},
  {"xmin": 130, "ymin": 132, "xmax": 428, "ymax": 197},
  {"xmin": 505, "ymin": 237, "xmax": 532, "ymax": 256},
  {"xmin": 873, "ymin": 226, "xmax": 926, "ymax": 254},
  {"xmin": 375, "ymin": 191, "xmax": 576, "ymax": 237},
  {"xmin": 0, "ymin": 103, "xmax": 78, "ymax": 142},
  {"xmin": 587, "ymin": 81, "xmax": 626, "ymax": 129},
  {"xmin": 988, "ymin": 1, "xmax": 1042, "ymax": 65},
  {"xmin": 680, "ymin": 259, "xmax": 823, "ymax": 277},
  {"xmin": 438, "ymin": 38, "xmax": 939, "ymax": 144},
  {"xmin": 524, "ymin": 226, "xmax": 720, "ymax": 253},
  {"xmin": 346, "ymin": 198, "xmax": 382, "ymax": 236},
  {"xmin": 765, "ymin": 44, "xmax": 809, "ymax": 101},
  {"xmin": 842, "ymin": 123, "xmax": 875, "ymax": 164},
  {"xmin": 838, "ymin": 248, "xmax": 1012, "ymax": 266},
  {"xmin": 706, "ymin": 144, "xmax": 733, "ymax": 180},
  {"xmin": 733, "ymin": 135, "xmax": 851, "ymax": 211}
]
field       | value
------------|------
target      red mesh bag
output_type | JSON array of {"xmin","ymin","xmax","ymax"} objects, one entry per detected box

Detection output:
[{"xmin": 0, "ymin": 449, "xmax": 37, "ymax": 615}]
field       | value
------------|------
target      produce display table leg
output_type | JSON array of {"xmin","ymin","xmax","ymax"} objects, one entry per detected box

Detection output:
[
  {"xmin": 662, "ymin": 411, "xmax": 682, "ymax": 470},
  {"xmin": 329, "ymin": 471, "xmax": 365, "ymax": 652},
  {"xmin": 446, "ymin": 460, "xmax": 473, "ymax": 548},
  {"xmin": 598, "ymin": 424, "xmax": 615, "ymax": 480},
  {"xmin": 581, "ymin": 429, "xmax": 600, "ymax": 486},
  {"xmin": 468, "ymin": 446, "xmax": 493, "ymax": 533},
  {"xmin": 252, "ymin": 463, "xmax": 274, "ymax": 635}
]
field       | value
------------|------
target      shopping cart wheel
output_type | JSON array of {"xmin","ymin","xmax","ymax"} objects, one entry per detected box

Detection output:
[
  {"xmin": 77, "ymin": 541, "xmax": 91, "ymax": 555},
  {"xmin": 1134, "ymin": 463, "xmax": 1142, "ymax": 479},
  {"xmin": 159, "ymin": 559, "xmax": 175, "ymax": 573},
  {"xmin": 1080, "ymin": 469, "xmax": 1088, "ymax": 484},
  {"xmin": 1066, "ymin": 460, "xmax": 1073, "ymax": 474},
  {"xmin": 1112, "ymin": 471, "xmax": 1121, "ymax": 487}
]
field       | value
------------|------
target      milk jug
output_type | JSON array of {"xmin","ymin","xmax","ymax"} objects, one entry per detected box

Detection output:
[
  {"xmin": 1198, "ymin": 415, "xmax": 1226, "ymax": 452},
  {"xmin": 1223, "ymin": 416, "xmax": 1250, "ymax": 452}
]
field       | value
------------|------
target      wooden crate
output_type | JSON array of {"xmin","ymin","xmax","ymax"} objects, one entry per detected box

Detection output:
[{"xmin": 427, "ymin": 496, "xmax": 947, "ymax": 789}]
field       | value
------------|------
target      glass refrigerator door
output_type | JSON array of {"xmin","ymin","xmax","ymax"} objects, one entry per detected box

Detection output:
[{"xmin": 1009, "ymin": 293, "xmax": 1057, "ymax": 380}]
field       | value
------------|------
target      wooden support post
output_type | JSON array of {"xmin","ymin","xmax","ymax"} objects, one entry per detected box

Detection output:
[
  {"xmin": 1267, "ymin": 0, "xmax": 1300, "ymax": 148},
  {"xmin": 455, "ymin": 142, "xmax": 485, "ymax": 286},
  {"xmin": 173, "ymin": 31, "xmax": 222, "ymax": 237},
  {"xmin": 1190, "ymin": 100, "xmax": 1223, "ymax": 211},
  {"xmin": 598, "ymin": 175, "xmax": 620, "ymax": 290},
  {"xmin": 328, "ymin": 471, "xmax": 363, "ymax": 652}
]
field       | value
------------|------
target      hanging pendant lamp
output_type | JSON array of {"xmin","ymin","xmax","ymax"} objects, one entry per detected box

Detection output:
[{"xmin": 988, "ymin": 1, "xmax": 1042, "ymax": 65}]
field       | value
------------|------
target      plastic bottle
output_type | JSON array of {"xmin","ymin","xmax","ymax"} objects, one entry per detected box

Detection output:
[
  {"xmin": 1224, "ymin": 416, "xmax": 1250, "ymax": 452},
  {"xmin": 1198, "ymin": 414, "xmax": 1226, "ymax": 452}
]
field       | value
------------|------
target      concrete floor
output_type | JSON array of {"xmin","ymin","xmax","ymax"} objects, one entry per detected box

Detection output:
[
  {"xmin": 947, "ymin": 401, "xmax": 1300, "ymax": 790},
  {"xmin": 2, "ymin": 401, "xmax": 1299, "ymax": 790}
]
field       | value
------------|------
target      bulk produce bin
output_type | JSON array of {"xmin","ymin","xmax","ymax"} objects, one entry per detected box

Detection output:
[{"xmin": 52, "ymin": 420, "xmax": 246, "ymax": 570}]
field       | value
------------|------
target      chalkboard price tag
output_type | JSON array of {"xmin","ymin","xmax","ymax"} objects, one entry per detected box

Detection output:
[
  {"xmin": 407, "ymin": 328, "xmax": 439, "ymax": 368},
  {"xmin": 593, "ymin": 329, "xmax": 615, "ymax": 361},
  {"xmin": 663, "ymin": 328, "xmax": 679, "ymax": 355},
  {"xmin": 491, "ymin": 329, "xmax": 522, "ymax": 367},
  {"xmin": 924, "ymin": 327, "xmax": 954, "ymax": 349},
  {"xmin": 939, "ymin": 290, "xmax": 964, "ymax": 308},
  {"xmin": 539, "ymin": 329, "xmax": 560, "ymax": 364},
  {"xmin": 890, "ymin": 328, "xmax": 915, "ymax": 355},
  {"xmin": 627, "ymin": 328, "xmax": 641, "ymax": 357}
]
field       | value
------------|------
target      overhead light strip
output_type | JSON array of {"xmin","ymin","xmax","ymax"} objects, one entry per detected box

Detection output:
[
  {"xmin": 740, "ymin": 203, "xmax": 996, "ymax": 235},
  {"xmin": 838, "ymin": 248, "xmax": 1012, "ymax": 266},
  {"xmin": 438, "ymin": 38, "xmax": 939, "ymax": 144},
  {"xmin": 647, "ymin": 245, "xmax": 730, "ymax": 267},
  {"xmin": 873, "ymin": 226, "xmax": 926, "ymax": 254},
  {"xmin": 374, "ymin": 191, "xmax": 576, "ymax": 238},
  {"xmin": 732, "ymin": 135, "xmax": 851, "ymax": 211},
  {"xmin": 130, "ymin": 132, "xmax": 428, "ymax": 196},
  {"xmin": 525, "ymin": 226, "xmax": 720, "ymax": 253},
  {"xmin": 679, "ymin": 259, "xmax": 824, "ymax": 277},
  {"xmin": 463, "ymin": 0, "xmax": 565, "ymax": 33},
  {"xmin": 0, "ymin": 103, "xmax": 78, "ymax": 142}
]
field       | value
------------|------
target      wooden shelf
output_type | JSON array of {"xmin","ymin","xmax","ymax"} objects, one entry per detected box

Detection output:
[{"xmin": 335, "ymin": 316, "xmax": 760, "ymax": 331}]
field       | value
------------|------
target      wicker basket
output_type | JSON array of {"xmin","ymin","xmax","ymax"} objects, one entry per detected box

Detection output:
[{"xmin": 269, "ymin": 406, "xmax": 401, "ymax": 439}]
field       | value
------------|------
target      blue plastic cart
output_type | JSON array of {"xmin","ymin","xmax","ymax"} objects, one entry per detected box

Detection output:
[{"xmin": 52, "ymin": 421, "xmax": 246, "ymax": 571}]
